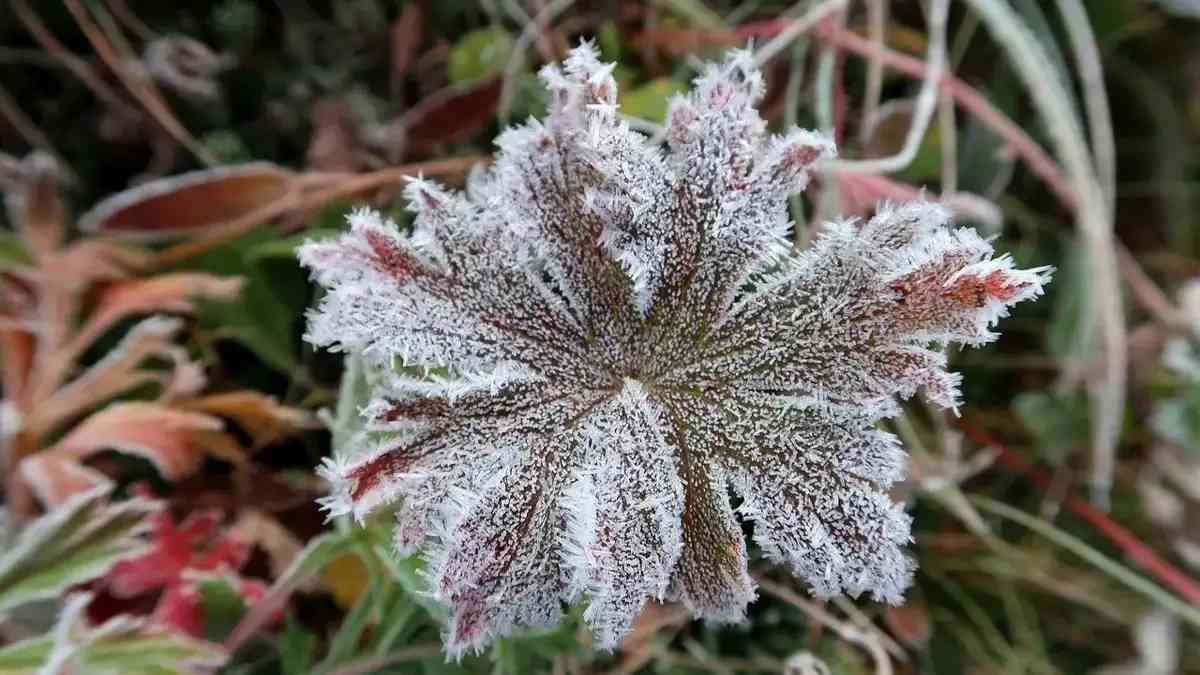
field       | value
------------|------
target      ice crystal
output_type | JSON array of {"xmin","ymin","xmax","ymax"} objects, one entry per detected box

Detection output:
[{"xmin": 298, "ymin": 42, "xmax": 1051, "ymax": 656}]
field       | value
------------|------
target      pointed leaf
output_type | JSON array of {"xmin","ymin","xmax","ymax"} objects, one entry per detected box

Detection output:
[
  {"xmin": 0, "ymin": 489, "xmax": 157, "ymax": 614},
  {"xmin": 78, "ymin": 163, "xmax": 294, "ymax": 239}
]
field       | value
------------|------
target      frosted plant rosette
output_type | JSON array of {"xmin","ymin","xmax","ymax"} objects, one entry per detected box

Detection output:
[{"xmin": 299, "ymin": 42, "xmax": 1050, "ymax": 655}]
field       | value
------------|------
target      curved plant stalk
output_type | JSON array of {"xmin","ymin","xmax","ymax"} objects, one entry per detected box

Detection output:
[
  {"xmin": 60, "ymin": 0, "xmax": 216, "ymax": 166},
  {"xmin": 752, "ymin": 0, "xmax": 847, "ymax": 67},
  {"xmin": 812, "ymin": 18, "xmax": 841, "ymax": 224},
  {"xmin": 758, "ymin": 577, "xmax": 894, "ymax": 675},
  {"xmin": 830, "ymin": 0, "xmax": 949, "ymax": 174},
  {"xmin": 1055, "ymin": 0, "xmax": 1117, "ymax": 215},
  {"xmin": 785, "ymin": 40, "xmax": 812, "ymax": 248},
  {"xmin": 962, "ymin": 0, "xmax": 1124, "ymax": 509},
  {"xmin": 816, "ymin": 24, "xmax": 1076, "ymax": 208},
  {"xmin": 970, "ymin": 496, "xmax": 1200, "ymax": 629},
  {"xmin": 939, "ymin": 92, "xmax": 958, "ymax": 195},
  {"xmin": 498, "ymin": 0, "xmax": 577, "ymax": 124},
  {"xmin": 959, "ymin": 418, "xmax": 1200, "ymax": 606},
  {"xmin": 859, "ymin": 0, "xmax": 888, "ymax": 144}
]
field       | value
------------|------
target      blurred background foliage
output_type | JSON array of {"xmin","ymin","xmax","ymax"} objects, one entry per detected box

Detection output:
[{"xmin": 1, "ymin": 0, "xmax": 1200, "ymax": 673}]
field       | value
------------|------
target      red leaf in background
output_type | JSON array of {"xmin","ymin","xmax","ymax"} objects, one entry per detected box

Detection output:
[
  {"xmin": 77, "ymin": 163, "xmax": 295, "ymax": 239},
  {"xmin": 400, "ymin": 77, "xmax": 502, "ymax": 152},
  {"xmin": 97, "ymin": 503, "xmax": 273, "ymax": 638},
  {"xmin": 107, "ymin": 510, "xmax": 244, "ymax": 598}
]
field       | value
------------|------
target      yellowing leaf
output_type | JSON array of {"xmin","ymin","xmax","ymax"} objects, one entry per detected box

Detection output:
[
  {"xmin": 180, "ymin": 391, "xmax": 315, "ymax": 449},
  {"xmin": 321, "ymin": 553, "xmax": 369, "ymax": 609}
]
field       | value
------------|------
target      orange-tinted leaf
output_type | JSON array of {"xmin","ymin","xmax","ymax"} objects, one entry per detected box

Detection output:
[
  {"xmin": 78, "ymin": 163, "xmax": 295, "ymax": 239},
  {"xmin": 179, "ymin": 391, "xmax": 313, "ymax": 449},
  {"xmin": 19, "ymin": 402, "xmax": 225, "ymax": 507},
  {"xmin": 0, "ymin": 327, "xmax": 34, "ymax": 403},
  {"xmin": 321, "ymin": 552, "xmax": 369, "ymax": 609},
  {"xmin": 31, "ymin": 317, "xmax": 198, "ymax": 440},
  {"xmin": 42, "ymin": 240, "xmax": 151, "ymax": 290},
  {"xmin": 71, "ymin": 273, "xmax": 243, "ymax": 354}
]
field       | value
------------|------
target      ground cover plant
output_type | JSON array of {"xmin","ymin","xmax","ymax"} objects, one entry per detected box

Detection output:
[{"xmin": 1, "ymin": 1, "xmax": 1199, "ymax": 673}]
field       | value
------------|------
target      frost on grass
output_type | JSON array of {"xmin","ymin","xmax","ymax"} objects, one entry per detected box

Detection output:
[{"xmin": 298, "ymin": 42, "xmax": 1051, "ymax": 656}]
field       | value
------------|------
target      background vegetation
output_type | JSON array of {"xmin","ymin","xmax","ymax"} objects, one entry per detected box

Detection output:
[{"xmin": 1, "ymin": 0, "xmax": 1199, "ymax": 673}]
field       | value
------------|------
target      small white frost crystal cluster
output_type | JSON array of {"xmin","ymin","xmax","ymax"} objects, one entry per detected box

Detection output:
[{"xmin": 299, "ymin": 42, "xmax": 1050, "ymax": 655}]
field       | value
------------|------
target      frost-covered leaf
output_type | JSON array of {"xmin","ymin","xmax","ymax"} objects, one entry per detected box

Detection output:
[
  {"xmin": 299, "ymin": 42, "xmax": 1051, "ymax": 656},
  {"xmin": 0, "ymin": 489, "xmax": 156, "ymax": 615}
]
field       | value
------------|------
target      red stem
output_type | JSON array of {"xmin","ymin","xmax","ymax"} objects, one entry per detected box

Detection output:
[
  {"xmin": 958, "ymin": 418, "xmax": 1200, "ymax": 606},
  {"xmin": 635, "ymin": 20, "xmax": 1078, "ymax": 210}
]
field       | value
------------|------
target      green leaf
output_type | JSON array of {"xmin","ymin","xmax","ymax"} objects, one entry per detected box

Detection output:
[
  {"xmin": 198, "ymin": 576, "xmax": 251, "ymax": 641},
  {"xmin": 0, "ymin": 594, "xmax": 225, "ymax": 675},
  {"xmin": 246, "ymin": 228, "xmax": 340, "ymax": 264},
  {"xmin": 0, "ymin": 489, "xmax": 156, "ymax": 615},
  {"xmin": 1013, "ymin": 390, "xmax": 1089, "ymax": 464},
  {"xmin": 653, "ymin": 0, "xmax": 726, "ymax": 29},
  {"xmin": 83, "ymin": 632, "xmax": 225, "ymax": 674},
  {"xmin": 191, "ymin": 227, "xmax": 311, "ymax": 376},
  {"xmin": 318, "ymin": 578, "xmax": 390, "ymax": 667},
  {"xmin": 1045, "ymin": 241, "xmax": 1094, "ymax": 361},
  {"xmin": 507, "ymin": 73, "xmax": 552, "ymax": 123},
  {"xmin": 448, "ymin": 27, "xmax": 514, "ymax": 84},
  {"xmin": 1152, "ymin": 382, "xmax": 1200, "ymax": 454},
  {"xmin": 0, "ymin": 230, "xmax": 32, "ymax": 267},
  {"xmin": 330, "ymin": 354, "xmax": 371, "ymax": 453},
  {"xmin": 279, "ymin": 617, "xmax": 317, "ymax": 675},
  {"xmin": 598, "ymin": 20, "xmax": 622, "ymax": 61},
  {"xmin": 0, "ymin": 635, "xmax": 52, "ymax": 674},
  {"xmin": 620, "ymin": 78, "xmax": 686, "ymax": 123}
]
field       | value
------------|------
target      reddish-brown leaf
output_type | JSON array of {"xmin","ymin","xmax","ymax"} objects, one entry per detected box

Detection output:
[
  {"xmin": 402, "ymin": 77, "xmax": 502, "ymax": 152},
  {"xmin": 882, "ymin": 601, "xmax": 932, "ymax": 646},
  {"xmin": 306, "ymin": 100, "xmax": 362, "ymax": 173},
  {"xmin": 78, "ymin": 163, "xmax": 295, "ymax": 239}
]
